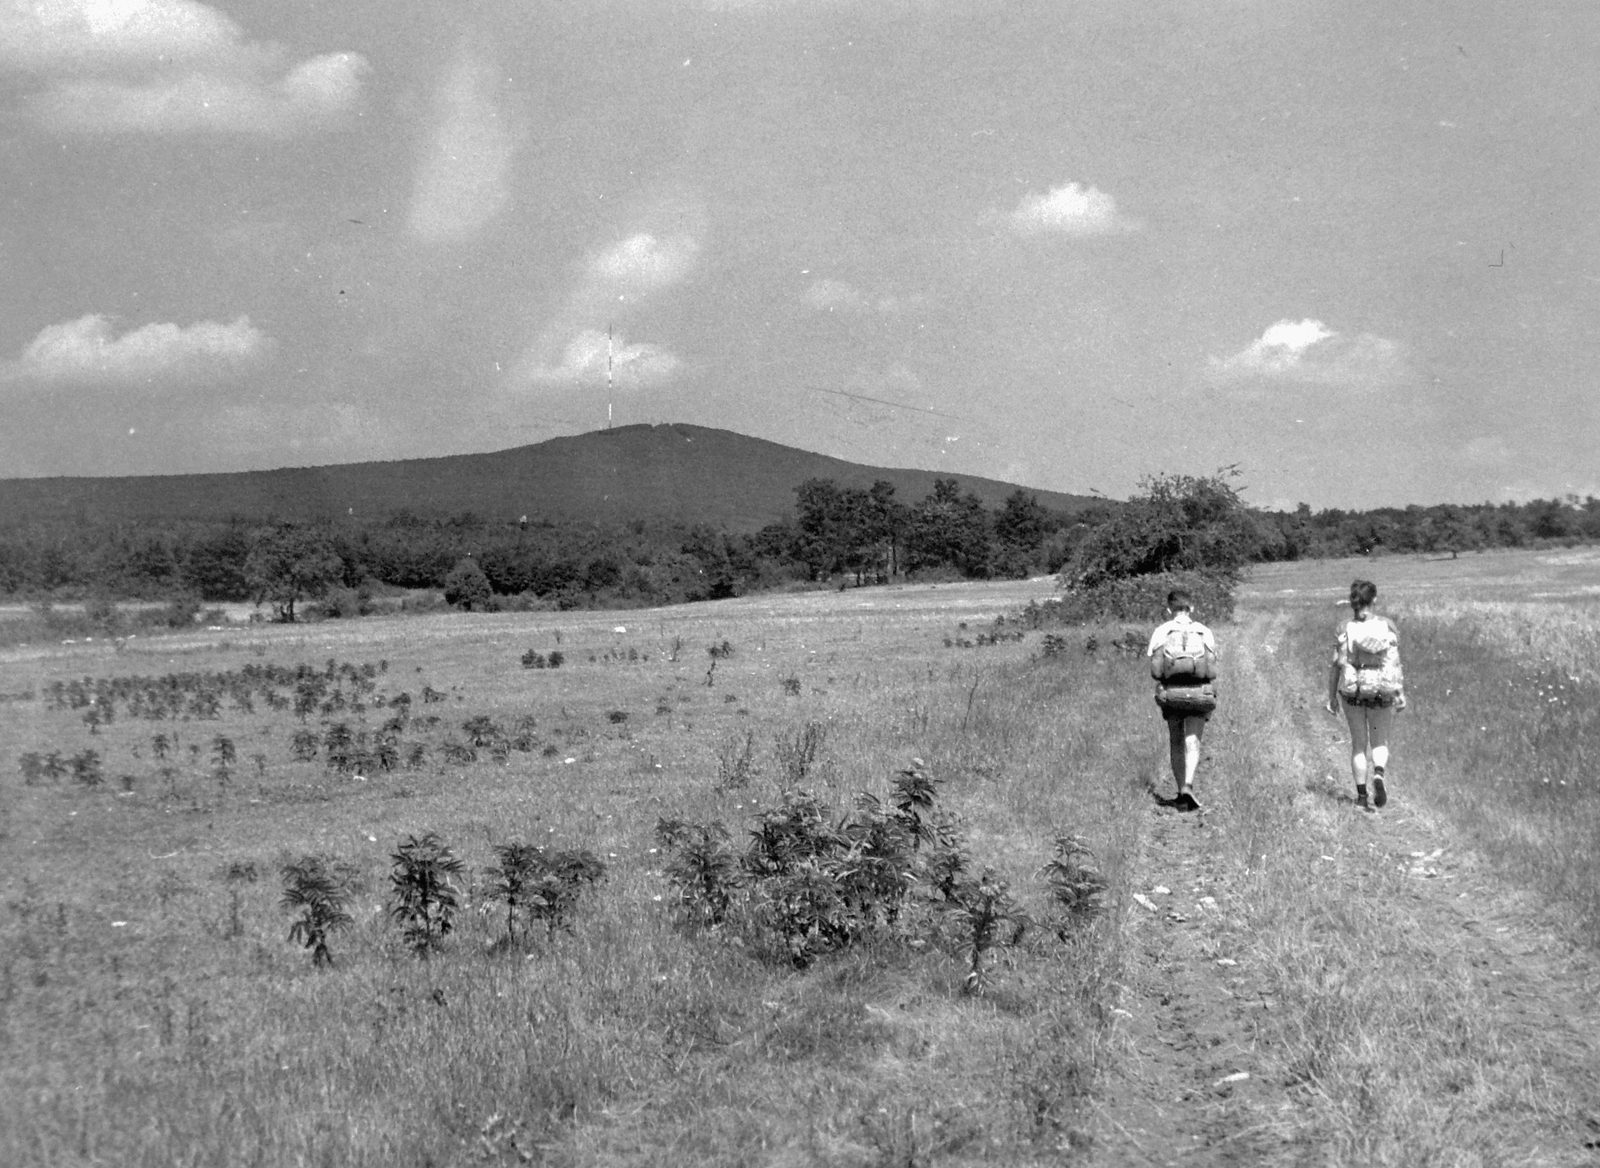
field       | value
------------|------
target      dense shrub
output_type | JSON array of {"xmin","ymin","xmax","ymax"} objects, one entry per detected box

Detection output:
[
  {"xmin": 1055, "ymin": 471, "xmax": 1249, "ymax": 624},
  {"xmin": 442, "ymin": 558, "xmax": 492, "ymax": 611},
  {"xmin": 655, "ymin": 760, "xmax": 1021, "ymax": 981},
  {"xmin": 1050, "ymin": 569, "xmax": 1236, "ymax": 626}
]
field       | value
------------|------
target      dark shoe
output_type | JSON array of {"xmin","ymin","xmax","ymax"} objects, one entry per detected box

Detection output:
[
  {"xmin": 1372, "ymin": 777, "xmax": 1387, "ymax": 808},
  {"xmin": 1355, "ymin": 785, "xmax": 1370, "ymax": 810},
  {"xmin": 1174, "ymin": 791, "xmax": 1200, "ymax": 813}
]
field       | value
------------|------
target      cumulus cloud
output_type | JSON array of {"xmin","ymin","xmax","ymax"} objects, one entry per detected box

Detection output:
[
  {"xmin": 1009, "ymin": 182, "xmax": 1140, "ymax": 236},
  {"xmin": 3, "ymin": 313, "xmax": 270, "ymax": 385},
  {"xmin": 509, "ymin": 205, "xmax": 703, "ymax": 392},
  {"xmin": 801, "ymin": 278, "xmax": 868, "ymax": 313},
  {"xmin": 590, "ymin": 232, "xmax": 700, "ymax": 295},
  {"xmin": 2, "ymin": 0, "xmax": 367, "ymax": 134},
  {"xmin": 1207, "ymin": 319, "xmax": 1405, "ymax": 390},
  {"xmin": 408, "ymin": 48, "xmax": 512, "ymax": 244},
  {"xmin": 0, "ymin": 0, "xmax": 244, "ymax": 71},
  {"xmin": 520, "ymin": 329, "xmax": 682, "ymax": 389}
]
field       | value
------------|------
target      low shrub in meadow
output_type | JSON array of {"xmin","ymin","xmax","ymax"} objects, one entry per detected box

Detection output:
[
  {"xmin": 280, "ymin": 855, "xmax": 354, "ymax": 967},
  {"xmin": 657, "ymin": 760, "xmax": 1040, "ymax": 986}
]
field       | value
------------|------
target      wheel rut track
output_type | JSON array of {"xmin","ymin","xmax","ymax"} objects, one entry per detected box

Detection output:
[{"xmin": 1084, "ymin": 611, "xmax": 1600, "ymax": 1166}]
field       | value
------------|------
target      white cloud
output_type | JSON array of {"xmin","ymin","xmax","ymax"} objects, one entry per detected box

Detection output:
[
  {"xmin": 3, "ymin": 313, "xmax": 270, "ymax": 385},
  {"xmin": 27, "ymin": 52, "xmax": 367, "ymax": 133},
  {"xmin": 589, "ymin": 232, "xmax": 700, "ymax": 295},
  {"xmin": 519, "ymin": 329, "xmax": 681, "ymax": 389},
  {"xmin": 408, "ymin": 48, "xmax": 512, "ymax": 244},
  {"xmin": 1009, "ymin": 182, "xmax": 1140, "ymax": 236},
  {"xmin": 801, "ymin": 278, "xmax": 868, "ymax": 313},
  {"xmin": 3, "ymin": 1, "xmax": 367, "ymax": 134},
  {"xmin": 510, "ymin": 206, "xmax": 703, "ymax": 390},
  {"xmin": 1207, "ymin": 319, "xmax": 1405, "ymax": 390},
  {"xmin": 0, "ymin": 0, "xmax": 245, "ymax": 71}
]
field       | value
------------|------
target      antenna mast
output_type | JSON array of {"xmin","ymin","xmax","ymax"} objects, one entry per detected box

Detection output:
[{"xmin": 606, "ymin": 323, "xmax": 614, "ymax": 430}]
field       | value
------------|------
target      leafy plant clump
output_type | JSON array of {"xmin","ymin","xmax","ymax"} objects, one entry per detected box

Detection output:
[
  {"xmin": 389, "ymin": 832, "xmax": 465, "ymax": 957},
  {"xmin": 1038, "ymin": 833, "xmax": 1108, "ymax": 936},
  {"xmin": 656, "ymin": 760, "xmax": 979, "ymax": 971},
  {"xmin": 943, "ymin": 868, "xmax": 1028, "ymax": 993},
  {"xmin": 281, "ymin": 855, "xmax": 354, "ymax": 967},
  {"xmin": 71, "ymin": 749, "xmax": 104, "ymax": 788},
  {"xmin": 484, "ymin": 842, "xmax": 607, "ymax": 946}
]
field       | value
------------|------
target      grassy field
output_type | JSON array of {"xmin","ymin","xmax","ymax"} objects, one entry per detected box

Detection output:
[{"xmin": 4, "ymin": 553, "xmax": 1599, "ymax": 1166}]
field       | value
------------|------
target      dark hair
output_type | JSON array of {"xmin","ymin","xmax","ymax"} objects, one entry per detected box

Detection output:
[
  {"xmin": 1166, "ymin": 589, "xmax": 1193, "ymax": 612},
  {"xmin": 1349, "ymin": 580, "xmax": 1377, "ymax": 611}
]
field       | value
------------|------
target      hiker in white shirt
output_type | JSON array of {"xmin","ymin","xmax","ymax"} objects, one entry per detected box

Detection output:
[
  {"xmin": 1146, "ymin": 590, "xmax": 1218, "ymax": 812},
  {"xmin": 1325, "ymin": 579, "xmax": 1407, "ymax": 811}
]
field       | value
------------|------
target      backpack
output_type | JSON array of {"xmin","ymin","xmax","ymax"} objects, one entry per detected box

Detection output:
[
  {"xmin": 1155, "ymin": 683, "xmax": 1217, "ymax": 715},
  {"xmin": 1150, "ymin": 624, "xmax": 1217, "ymax": 682},
  {"xmin": 1337, "ymin": 617, "xmax": 1403, "ymax": 703}
]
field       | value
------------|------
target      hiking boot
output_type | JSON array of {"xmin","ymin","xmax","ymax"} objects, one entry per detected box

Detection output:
[
  {"xmin": 1355, "ymin": 785, "xmax": 1370, "ymax": 810},
  {"xmin": 1372, "ymin": 777, "xmax": 1387, "ymax": 808},
  {"xmin": 1175, "ymin": 791, "xmax": 1200, "ymax": 813}
]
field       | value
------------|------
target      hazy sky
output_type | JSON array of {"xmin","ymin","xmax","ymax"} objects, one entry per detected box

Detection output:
[{"xmin": 2, "ymin": 0, "xmax": 1596, "ymax": 509}]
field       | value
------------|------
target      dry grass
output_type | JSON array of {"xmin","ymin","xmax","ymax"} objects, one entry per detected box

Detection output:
[
  {"xmin": 0, "ymin": 580, "xmax": 1153, "ymax": 1166},
  {"xmin": 5, "ymin": 560, "xmax": 1598, "ymax": 1165},
  {"xmin": 1200, "ymin": 585, "xmax": 1600, "ymax": 1163}
]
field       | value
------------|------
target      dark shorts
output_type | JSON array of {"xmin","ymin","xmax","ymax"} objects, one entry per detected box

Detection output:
[{"xmin": 1161, "ymin": 707, "xmax": 1211, "ymax": 725}]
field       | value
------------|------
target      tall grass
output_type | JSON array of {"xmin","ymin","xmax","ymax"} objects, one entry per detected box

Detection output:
[
  {"xmin": 0, "ymin": 595, "xmax": 1157, "ymax": 1165},
  {"xmin": 1391, "ymin": 598, "xmax": 1600, "ymax": 939}
]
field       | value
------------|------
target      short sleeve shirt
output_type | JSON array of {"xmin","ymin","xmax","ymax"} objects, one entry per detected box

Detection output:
[
  {"xmin": 1333, "ymin": 616, "xmax": 1398, "ymax": 667},
  {"xmin": 1146, "ymin": 615, "xmax": 1218, "ymax": 660}
]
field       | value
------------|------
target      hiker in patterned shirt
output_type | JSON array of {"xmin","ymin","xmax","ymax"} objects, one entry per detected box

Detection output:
[
  {"xmin": 1147, "ymin": 589, "xmax": 1218, "ymax": 813},
  {"xmin": 1325, "ymin": 579, "xmax": 1407, "ymax": 811}
]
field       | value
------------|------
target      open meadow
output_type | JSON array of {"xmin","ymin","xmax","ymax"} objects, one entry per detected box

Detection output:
[{"xmin": 4, "ymin": 550, "xmax": 1600, "ymax": 1166}]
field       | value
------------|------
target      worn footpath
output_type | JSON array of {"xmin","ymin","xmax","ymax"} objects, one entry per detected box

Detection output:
[{"xmin": 1085, "ymin": 612, "xmax": 1600, "ymax": 1166}]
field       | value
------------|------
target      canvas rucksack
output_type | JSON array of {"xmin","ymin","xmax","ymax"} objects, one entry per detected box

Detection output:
[
  {"xmin": 1337, "ymin": 617, "xmax": 1403, "ymax": 702},
  {"xmin": 1150, "ymin": 624, "xmax": 1217, "ymax": 682}
]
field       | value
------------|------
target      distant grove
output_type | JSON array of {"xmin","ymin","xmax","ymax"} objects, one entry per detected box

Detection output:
[{"xmin": 0, "ymin": 477, "xmax": 1596, "ymax": 615}]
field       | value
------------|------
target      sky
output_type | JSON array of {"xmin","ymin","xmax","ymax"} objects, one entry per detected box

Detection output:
[{"xmin": 1, "ymin": 0, "xmax": 1596, "ymax": 510}]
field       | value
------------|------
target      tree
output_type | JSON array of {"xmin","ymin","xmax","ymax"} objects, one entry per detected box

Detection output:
[
  {"xmin": 905, "ymin": 479, "xmax": 991, "ymax": 577},
  {"xmin": 245, "ymin": 525, "xmax": 344, "ymax": 622},
  {"xmin": 443, "ymin": 556, "xmax": 492, "ymax": 610},
  {"xmin": 1062, "ymin": 471, "xmax": 1254, "ymax": 591},
  {"xmin": 793, "ymin": 478, "xmax": 848, "ymax": 580},
  {"xmin": 992, "ymin": 490, "xmax": 1053, "ymax": 578},
  {"xmin": 184, "ymin": 525, "xmax": 253, "ymax": 600}
]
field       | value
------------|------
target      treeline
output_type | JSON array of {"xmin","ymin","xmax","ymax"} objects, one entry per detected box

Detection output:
[
  {"xmin": 1, "ymin": 481, "xmax": 1595, "ymax": 614},
  {"xmin": 1253, "ymin": 497, "xmax": 1600, "ymax": 560},
  {"xmin": 0, "ymin": 478, "xmax": 1079, "ymax": 612}
]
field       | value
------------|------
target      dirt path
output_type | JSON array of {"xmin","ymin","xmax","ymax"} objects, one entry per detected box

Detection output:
[{"xmin": 1084, "ymin": 612, "xmax": 1600, "ymax": 1166}]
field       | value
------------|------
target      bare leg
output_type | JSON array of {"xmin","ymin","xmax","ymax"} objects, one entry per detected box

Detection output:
[
  {"xmin": 1167, "ymin": 715, "xmax": 1206, "ymax": 794},
  {"xmin": 1342, "ymin": 702, "xmax": 1371, "ymax": 788},
  {"xmin": 1366, "ymin": 705, "xmax": 1393, "ymax": 774}
]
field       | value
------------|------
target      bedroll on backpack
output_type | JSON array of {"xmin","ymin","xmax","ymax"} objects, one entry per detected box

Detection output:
[
  {"xmin": 1150, "ymin": 627, "xmax": 1217, "ymax": 682},
  {"xmin": 1155, "ymin": 683, "xmax": 1217, "ymax": 715}
]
